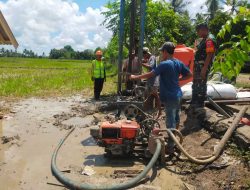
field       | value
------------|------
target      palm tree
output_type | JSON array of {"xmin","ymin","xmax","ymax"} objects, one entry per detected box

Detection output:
[
  {"xmin": 220, "ymin": 0, "xmax": 248, "ymax": 14},
  {"xmin": 23, "ymin": 49, "xmax": 28, "ymax": 57},
  {"xmin": 0, "ymin": 48, "xmax": 4, "ymax": 53},
  {"xmin": 206, "ymin": 0, "xmax": 220, "ymax": 19},
  {"xmin": 169, "ymin": 0, "xmax": 191, "ymax": 14}
]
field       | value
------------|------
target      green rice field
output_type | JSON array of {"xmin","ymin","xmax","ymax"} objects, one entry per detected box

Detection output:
[
  {"xmin": 0, "ymin": 57, "xmax": 117, "ymax": 98},
  {"xmin": 0, "ymin": 57, "xmax": 248, "ymax": 98}
]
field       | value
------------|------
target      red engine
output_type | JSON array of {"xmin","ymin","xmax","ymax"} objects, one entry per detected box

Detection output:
[{"xmin": 91, "ymin": 120, "xmax": 140, "ymax": 156}]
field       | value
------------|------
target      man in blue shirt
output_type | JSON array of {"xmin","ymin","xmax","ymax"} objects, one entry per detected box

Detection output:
[{"xmin": 130, "ymin": 42, "xmax": 192, "ymax": 154}]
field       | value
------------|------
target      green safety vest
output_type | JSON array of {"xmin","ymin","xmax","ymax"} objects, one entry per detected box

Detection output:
[{"xmin": 92, "ymin": 60, "xmax": 105, "ymax": 79}]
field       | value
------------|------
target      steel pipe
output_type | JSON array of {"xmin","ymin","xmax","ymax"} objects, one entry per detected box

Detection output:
[
  {"xmin": 117, "ymin": 0, "xmax": 125, "ymax": 94},
  {"xmin": 138, "ymin": 0, "xmax": 146, "ymax": 74},
  {"xmin": 128, "ymin": 0, "xmax": 136, "ymax": 74}
]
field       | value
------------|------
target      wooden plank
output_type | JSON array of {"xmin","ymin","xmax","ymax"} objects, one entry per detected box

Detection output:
[{"xmin": 0, "ymin": 32, "xmax": 5, "ymax": 43}]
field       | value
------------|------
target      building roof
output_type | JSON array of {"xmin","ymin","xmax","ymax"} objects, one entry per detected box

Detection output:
[{"xmin": 0, "ymin": 10, "xmax": 18, "ymax": 49}]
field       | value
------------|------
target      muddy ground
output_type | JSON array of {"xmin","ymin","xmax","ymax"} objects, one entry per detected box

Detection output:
[{"xmin": 0, "ymin": 95, "xmax": 249, "ymax": 190}]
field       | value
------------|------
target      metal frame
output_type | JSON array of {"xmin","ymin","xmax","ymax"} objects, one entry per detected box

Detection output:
[
  {"xmin": 128, "ymin": 0, "xmax": 137, "ymax": 74},
  {"xmin": 117, "ymin": 0, "xmax": 146, "ymax": 93},
  {"xmin": 117, "ymin": 0, "xmax": 126, "ymax": 93},
  {"xmin": 138, "ymin": 0, "xmax": 146, "ymax": 74}
]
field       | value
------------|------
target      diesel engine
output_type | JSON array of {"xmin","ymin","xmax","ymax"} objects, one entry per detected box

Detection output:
[{"xmin": 91, "ymin": 120, "xmax": 140, "ymax": 156}]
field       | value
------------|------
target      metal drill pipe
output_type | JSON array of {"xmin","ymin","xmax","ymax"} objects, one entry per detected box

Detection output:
[
  {"xmin": 128, "ymin": 0, "xmax": 136, "ymax": 74},
  {"xmin": 138, "ymin": 0, "xmax": 146, "ymax": 74},
  {"xmin": 117, "ymin": 0, "xmax": 125, "ymax": 93}
]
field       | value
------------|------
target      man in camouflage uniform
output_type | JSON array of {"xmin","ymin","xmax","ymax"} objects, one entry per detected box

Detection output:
[{"xmin": 191, "ymin": 23, "xmax": 216, "ymax": 108}]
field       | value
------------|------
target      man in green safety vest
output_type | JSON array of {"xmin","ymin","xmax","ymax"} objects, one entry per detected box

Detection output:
[{"xmin": 91, "ymin": 50, "xmax": 106, "ymax": 100}]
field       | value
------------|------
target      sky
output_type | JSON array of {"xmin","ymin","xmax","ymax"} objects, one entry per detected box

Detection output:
[
  {"xmin": 0, "ymin": 0, "xmax": 113, "ymax": 55},
  {"xmin": 0, "ymin": 0, "xmax": 225, "ymax": 55}
]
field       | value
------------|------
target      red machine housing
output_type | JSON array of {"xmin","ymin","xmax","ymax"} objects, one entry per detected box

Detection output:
[
  {"xmin": 101, "ymin": 120, "xmax": 140, "ymax": 145},
  {"xmin": 90, "ymin": 120, "xmax": 141, "ymax": 155}
]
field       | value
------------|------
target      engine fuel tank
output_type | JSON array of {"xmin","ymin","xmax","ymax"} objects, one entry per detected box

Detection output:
[{"xmin": 101, "ymin": 120, "xmax": 140, "ymax": 140}]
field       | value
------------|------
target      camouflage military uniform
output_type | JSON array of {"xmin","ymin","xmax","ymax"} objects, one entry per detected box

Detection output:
[{"xmin": 191, "ymin": 35, "xmax": 216, "ymax": 107}]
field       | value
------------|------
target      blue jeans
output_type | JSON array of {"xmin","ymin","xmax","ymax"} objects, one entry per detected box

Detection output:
[{"xmin": 164, "ymin": 97, "xmax": 181, "ymax": 150}]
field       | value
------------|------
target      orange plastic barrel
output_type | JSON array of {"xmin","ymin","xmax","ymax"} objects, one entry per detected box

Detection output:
[{"xmin": 174, "ymin": 44, "xmax": 194, "ymax": 86}]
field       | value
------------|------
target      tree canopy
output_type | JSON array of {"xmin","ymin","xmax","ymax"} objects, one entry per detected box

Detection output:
[
  {"xmin": 102, "ymin": 0, "xmax": 249, "ymax": 81},
  {"xmin": 206, "ymin": 0, "xmax": 220, "ymax": 19},
  {"xmin": 223, "ymin": 0, "xmax": 249, "ymax": 14},
  {"xmin": 209, "ymin": 11, "xmax": 231, "ymax": 36},
  {"xmin": 49, "ymin": 46, "xmax": 96, "ymax": 60},
  {"xmin": 169, "ymin": 0, "xmax": 190, "ymax": 14},
  {"xmin": 214, "ymin": 7, "xmax": 250, "ymax": 79},
  {"xmin": 102, "ymin": 0, "xmax": 196, "ymax": 56}
]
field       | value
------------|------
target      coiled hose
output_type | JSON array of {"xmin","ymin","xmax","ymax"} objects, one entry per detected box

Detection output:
[
  {"xmin": 51, "ymin": 127, "xmax": 162, "ymax": 190},
  {"xmin": 167, "ymin": 105, "xmax": 248, "ymax": 164}
]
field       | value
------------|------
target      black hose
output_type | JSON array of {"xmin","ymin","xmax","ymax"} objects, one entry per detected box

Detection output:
[{"xmin": 51, "ymin": 127, "xmax": 162, "ymax": 190}]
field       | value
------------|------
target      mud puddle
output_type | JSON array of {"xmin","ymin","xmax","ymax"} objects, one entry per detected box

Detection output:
[
  {"xmin": 0, "ymin": 97, "xmax": 77, "ymax": 190},
  {"xmin": 0, "ymin": 96, "xmax": 185, "ymax": 190},
  {"xmin": 1, "ymin": 95, "xmax": 248, "ymax": 190}
]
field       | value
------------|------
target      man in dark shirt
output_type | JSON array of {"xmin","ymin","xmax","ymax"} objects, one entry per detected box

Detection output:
[
  {"xmin": 130, "ymin": 42, "xmax": 192, "ymax": 154},
  {"xmin": 142, "ymin": 47, "xmax": 159, "ymax": 92},
  {"xmin": 142, "ymin": 47, "xmax": 160, "ymax": 112},
  {"xmin": 122, "ymin": 50, "xmax": 140, "ymax": 91},
  {"xmin": 192, "ymin": 23, "xmax": 216, "ymax": 108}
]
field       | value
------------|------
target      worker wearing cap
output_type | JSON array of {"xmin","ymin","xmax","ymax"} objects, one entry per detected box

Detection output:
[
  {"xmin": 142, "ymin": 47, "xmax": 159, "ymax": 92},
  {"xmin": 142, "ymin": 47, "xmax": 160, "ymax": 112},
  {"xmin": 192, "ymin": 23, "xmax": 216, "ymax": 108},
  {"xmin": 130, "ymin": 42, "xmax": 192, "ymax": 154},
  {"xmin": 91, "ymin": 50, "xmax": 106, "ymax": 100}
]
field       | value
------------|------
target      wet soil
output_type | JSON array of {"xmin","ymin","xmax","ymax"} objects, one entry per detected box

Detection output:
[
  {"xmin": 0, "ymin": 95, "xmax": 249, "ymax": 190},
  {"xmin": 0, "ymin": 96, "xmax": 184, "ymax": 190},
  {"xmin": 177, "ymin": 109, "xmax": 250, "ymax": 190}
]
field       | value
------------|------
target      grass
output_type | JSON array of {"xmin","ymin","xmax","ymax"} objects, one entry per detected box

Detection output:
[
  {"xmin": 0, "ymin": 57, "xmax": 117, "ymax": 98},
  {"xmin": 235, "ymin": 73, "xmax": 250, "ymax": 88},
  {"xmin": 0, "ymin": 57, "xmax": 248, "ymax": 98},
  {"xmin": 228, "ymin": 142, "xmax": 250, "ymax": 163}
]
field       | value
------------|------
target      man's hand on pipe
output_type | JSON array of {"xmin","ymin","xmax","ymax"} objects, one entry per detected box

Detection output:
[{"xmin": 130, "ymin": 75, "xmax": 138, "ymax": 80}]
